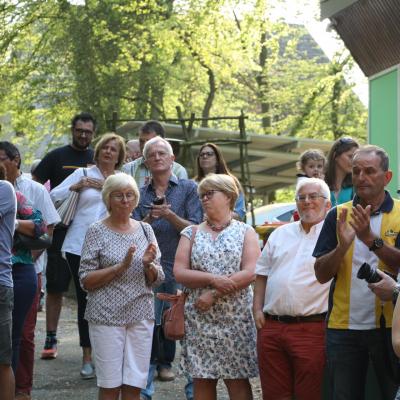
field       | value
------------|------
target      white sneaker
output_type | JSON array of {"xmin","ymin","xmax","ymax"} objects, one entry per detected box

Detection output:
[{"xmin": 80, "ymin": 362, "xmax": 95, "ymax": 379}]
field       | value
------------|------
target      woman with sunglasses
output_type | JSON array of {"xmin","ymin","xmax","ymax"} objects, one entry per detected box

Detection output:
[
  {"xmin": 174, "ymin": 174, "xmax": 260, "ymax": 400},
  {"xmin": 325, "ymin": 136, "xmax": 359, "ymax": 207},
  {"xmin": 194, "ymin": 143, "xmax": 246, "ymax": 220}
]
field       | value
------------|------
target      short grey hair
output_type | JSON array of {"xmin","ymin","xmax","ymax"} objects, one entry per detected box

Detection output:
[
  {"xmin": 143, "ymin": 137, "xmax": 173, "ymax": 160},
  {"xmin": 295, "ymin": 177, "xmax": 330, "ymax": 200},
  {"xmin": 102, "ymin": 173, "xmax": 140, "ymax": 211}
]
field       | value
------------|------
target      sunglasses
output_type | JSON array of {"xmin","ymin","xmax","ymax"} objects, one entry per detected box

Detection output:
[{"xmin": 338, "ymin": 137, "xmax": 356, "ymax": 145}]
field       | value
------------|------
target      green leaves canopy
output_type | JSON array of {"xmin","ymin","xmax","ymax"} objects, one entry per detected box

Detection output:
[{"xmin": 0, "ymin": 0, "xmax": 367, "ymax": 162}]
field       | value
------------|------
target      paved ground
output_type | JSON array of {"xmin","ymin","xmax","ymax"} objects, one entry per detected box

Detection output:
[{"xmin": 32, "ymin": 298, "xmax": 262, "ymax": 399}]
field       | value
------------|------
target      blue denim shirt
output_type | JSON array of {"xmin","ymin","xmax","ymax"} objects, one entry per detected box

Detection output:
[{"xmin": 133, "ymin": 175, "xmax": 203, "ymax": 282}]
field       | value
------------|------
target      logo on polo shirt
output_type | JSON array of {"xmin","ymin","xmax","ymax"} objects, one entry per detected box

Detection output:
[{"xmin": 385, "ymin": 229, "xmax": 398, "ymax": 237}]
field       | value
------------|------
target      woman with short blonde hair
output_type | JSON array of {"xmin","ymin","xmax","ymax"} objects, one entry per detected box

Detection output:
[
  {"xmin": 102, "ymin": 174, "xmax": 140, "ymax": 211},
  {"xmin": 79, "ymin": 175, "xmax": 164, "ymax": 400},
  {"xmin": 174, "ymin": 173, "xmax": 260, "ymax": 400},
  {"xmin": 94, "ymin": 133, "xmax": 126, "ymax": 170}
]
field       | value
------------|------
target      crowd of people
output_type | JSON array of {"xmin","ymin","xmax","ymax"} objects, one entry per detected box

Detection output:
[{"xmin": 1, "ymin": 112, "xmax": 400, "ymax": 400}]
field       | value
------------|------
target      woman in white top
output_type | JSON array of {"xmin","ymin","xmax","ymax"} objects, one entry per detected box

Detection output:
[{"xmin": 50, "ymin": 133, "xmax": 126, "ymax": 379}]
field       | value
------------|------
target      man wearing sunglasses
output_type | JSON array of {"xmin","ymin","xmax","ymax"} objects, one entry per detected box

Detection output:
[
  {"xmin": 253, "ymin": 178, "xmax": 332, "ymax": 400},
  {"xmin": 313, "ymin": 145, "xmax": 400, "ymax": 399},
  {"xmin": 32, "ymin": 113, "xmax": 96, "ymax": 365}
]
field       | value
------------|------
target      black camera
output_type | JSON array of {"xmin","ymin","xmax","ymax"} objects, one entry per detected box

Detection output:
[
  {"xmin": 153, "ymin": 196, "xmax": 165, "ymax": 205},
  {"xmin": 357, "ymin": 262, "xmax": 382, "ymax": 284}
]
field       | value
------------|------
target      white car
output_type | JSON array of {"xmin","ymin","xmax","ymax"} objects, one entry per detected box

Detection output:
[{"xmin": 246, "ymin": 202, "xmax": 296, "ymax": 226}]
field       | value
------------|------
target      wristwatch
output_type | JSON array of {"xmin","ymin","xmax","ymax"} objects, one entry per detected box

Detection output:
[
  {"xmin": 393, "ymin": 284, "xmax": 400, "ymax": 305},
  {"xmin": 369, "ymin": 237, "xmax": 384, "ymax": 251}
]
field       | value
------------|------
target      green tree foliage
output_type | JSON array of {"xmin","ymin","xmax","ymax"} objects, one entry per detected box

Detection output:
[{"xmin": 0, "ymin": 0, "xmax": 367, "ymax": 160}]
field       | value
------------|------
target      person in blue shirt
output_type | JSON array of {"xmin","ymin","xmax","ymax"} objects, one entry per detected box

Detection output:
[
  {"xmin": 194, "ymin": 143, "xmax": 246, "ymax": 220},
  {"xmin": 133, "ymin": 136, "xmax": 203, "ymax": 400},
  {"xmin": 325, "ymin": 137, "xmax": 359, "ymax": 207}
]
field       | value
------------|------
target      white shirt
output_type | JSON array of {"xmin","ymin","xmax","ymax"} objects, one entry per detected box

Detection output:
[
  {"xmin": 50, "ymin": 166, "xmax": 115, "ymax": 256},
  {"xmin": 347, "ymin": 213, "xmax": 382, "ymax": 329},
  {"xmin": 256, "ymin": 220, "xmax": 331, "ymax": 316},
  {"xmin": 15, "ymin": 174, "xmax": 60, "ymax": 273}
]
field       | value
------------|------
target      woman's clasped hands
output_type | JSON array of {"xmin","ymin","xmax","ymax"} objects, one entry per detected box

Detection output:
[
  {"xmin": 195, "ymin": 274, "xmax": 237, "ymax": 313},
  {"xmin": 70, "ymin": 177, "xmax": 104, "ymax": 192}
]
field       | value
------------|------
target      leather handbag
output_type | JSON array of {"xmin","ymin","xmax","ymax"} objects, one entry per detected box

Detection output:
[
  {"xmin": 157, "ymin": 291, "xmax": 189, "ymax": 340},
  {"xmin": 156, "ymin": 225, "xmax": 198, "ymax": 340},
  {"xmin": 14, "ymin": 232, "xmax": 52, "ymax": 250},
  {"xmin": 56, "ymin": 168, "xmax": 87, "ymax": 228}
]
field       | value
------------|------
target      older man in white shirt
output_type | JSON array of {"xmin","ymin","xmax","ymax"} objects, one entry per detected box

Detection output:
[{"xmin": 253, "ymin": 178, "xmax": 331, "ymax": 400}]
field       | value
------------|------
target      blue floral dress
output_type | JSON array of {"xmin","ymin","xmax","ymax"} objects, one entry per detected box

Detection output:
[{"xmin": 179, "ymin": 220, "xmax": 258, "ymax": 379}]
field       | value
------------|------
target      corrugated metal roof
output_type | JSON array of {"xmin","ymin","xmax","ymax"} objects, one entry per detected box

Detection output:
[
  {"xmin": 322, "ymin": 0, "xmax": 400, "ymax": 76},
  {"xmin": 117, "ymin": 121, "xmax": 333, "ymax": 195}
]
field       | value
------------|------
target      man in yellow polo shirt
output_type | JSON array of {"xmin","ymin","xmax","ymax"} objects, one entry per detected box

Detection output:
[{"xmin": 313, "ymin": 145, "xmax": 400, "ymax": 399}]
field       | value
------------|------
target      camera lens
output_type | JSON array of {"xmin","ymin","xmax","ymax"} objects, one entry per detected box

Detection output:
[{"xmin": 357, "ymin": 262, "xmax": 381, "ymax": 284}]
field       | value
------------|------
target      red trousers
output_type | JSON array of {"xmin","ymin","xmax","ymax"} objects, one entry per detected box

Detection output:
[
  {"xmin": 15, "ymin": 273, "xmax": 41, "ymax": 395},
  {"xmin": 257, "ymin": 319, "xmax": 326, "ymax": 400}
]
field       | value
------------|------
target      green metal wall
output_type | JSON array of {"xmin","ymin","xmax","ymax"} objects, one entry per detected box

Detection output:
[{"xmin": 369, "ymin": 67, "xmax": 399, "ymax": 196}]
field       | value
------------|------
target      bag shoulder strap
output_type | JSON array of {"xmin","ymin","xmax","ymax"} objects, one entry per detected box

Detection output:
[
  {"xmin": 140, "ymin": 221, "xmax": 150, "ymax": 242},
  {"xmin": 83, "ymin": 167, "xmax": 87, "ymax": 177}
]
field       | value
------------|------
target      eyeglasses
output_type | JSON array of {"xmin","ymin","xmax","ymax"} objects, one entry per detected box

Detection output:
[
  {"xmin": 111, "ymin": 192, "xmax": 136, "ymax": 201},
  {"xmin": 200, "ymin": 190, "xmax": 221, "ymax": 200},
  {"xmin": 199, "ymin": 151, "xmax": 215, "ymax": 159},
  {"xmin": 74, "ymin": 128, "xmax": 94, "ymax": 136},
  {"xmin": 295, "ymin": 193, "xmax": 327, "ymax": 202}
]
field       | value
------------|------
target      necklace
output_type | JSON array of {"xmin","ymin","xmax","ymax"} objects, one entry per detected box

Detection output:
[{"xmin": 206, "ymin": 218, "xmax": 232, "ymax": 232}]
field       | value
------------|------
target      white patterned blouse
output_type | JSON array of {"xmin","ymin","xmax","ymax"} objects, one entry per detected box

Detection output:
[{"xmin": 79, "ymin": 220, "xmax": 164, "ymax": 326}]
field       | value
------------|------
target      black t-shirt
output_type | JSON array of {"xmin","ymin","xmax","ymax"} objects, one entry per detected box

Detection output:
[{"xmin": 34, "ymin": 145, "xmax": 94, "ymax": 189}]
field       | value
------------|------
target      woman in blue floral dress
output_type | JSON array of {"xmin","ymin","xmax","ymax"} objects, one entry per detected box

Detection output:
[{"xmin": 174, "ymin": 174, "xmax": 260, "ymax": 400}]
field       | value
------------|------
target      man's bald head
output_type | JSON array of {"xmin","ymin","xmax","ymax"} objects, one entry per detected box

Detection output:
[{"xmin": 126, "ymin": 139, "xmax": 141, "ymax": 162}]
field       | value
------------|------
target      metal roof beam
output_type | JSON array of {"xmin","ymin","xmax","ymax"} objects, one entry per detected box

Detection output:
[
  {"xmin": 256, "ymin": 161, "xmax": 296, "ymax": 176},
  {"xmin": 270, "ymin": 141, "xmax": 298, "ymax": 152},
  {"xmin": 227, "ymin": 156, "xmax": 265, "ymax": 170},
  {"xmin": 255, "ymin": 182, "xmax": 295, "ymax": 194}
]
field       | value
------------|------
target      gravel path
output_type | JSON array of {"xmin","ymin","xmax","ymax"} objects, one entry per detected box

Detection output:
[{"xmin": 32, "ymin": 298, "xmax": 262, "ymax": 399}]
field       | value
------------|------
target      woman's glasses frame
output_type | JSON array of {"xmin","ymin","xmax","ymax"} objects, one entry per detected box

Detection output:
[
  {"xmin": 110, "ymin": 192, "xmax": 136, "ymax": 201},
  {"xmin": 199, "ymin": 151, "xmax": 216, "ymax": 159},
  {"xmin": 200, "ymin": 190, "xmax": 221, "ymax": 200}
]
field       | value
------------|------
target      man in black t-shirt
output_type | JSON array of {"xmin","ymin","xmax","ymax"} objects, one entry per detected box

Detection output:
[{"xmin": 33, "ymin": 113, "xmax": 95, "ymax": 371}]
